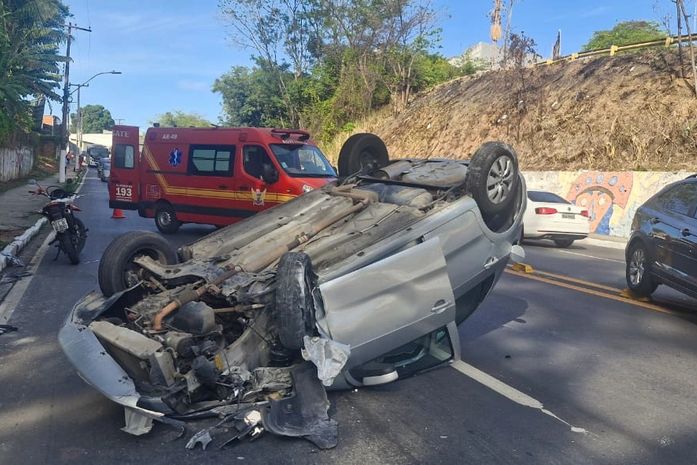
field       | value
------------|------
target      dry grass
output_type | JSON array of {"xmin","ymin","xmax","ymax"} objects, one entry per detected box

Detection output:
[{"xmin": 323, "ymin": 50, "xmax": 697, "ymax": 171}]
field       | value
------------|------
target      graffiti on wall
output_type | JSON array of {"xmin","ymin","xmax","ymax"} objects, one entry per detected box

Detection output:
[{"xmin": 566, "ymin": 172, "xmax": 634, "ymax": 234}]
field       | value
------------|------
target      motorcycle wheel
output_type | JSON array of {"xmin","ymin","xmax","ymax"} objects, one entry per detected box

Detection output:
[
  {"xmin": 71, "ymin": 217, "xmax": 87, "ymax": 253},
  {"xmin": 59, "ymin": 233, "xmax": 80, "ymax": 265}
]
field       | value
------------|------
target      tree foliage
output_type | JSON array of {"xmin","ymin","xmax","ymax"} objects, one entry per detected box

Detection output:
[
  {"xmin": 71, "ymin": 104, "xmax": 114, "ymax": 133},
  {"xmin": 582, "ymin": 21, "xmax": 666, "ymax": 51},
  {"xmin": 0, "ymin": 0, "xmax": 69, "ymax": 146},
  {"xmin": 215, "ymin": 0, "xmax": 467, "ymax": 142},
  {"xmin": 153, "ymin": 110, "xmax": 211, "ymax": 128}
]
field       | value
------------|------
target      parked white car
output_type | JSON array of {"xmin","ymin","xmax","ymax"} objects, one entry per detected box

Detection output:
[{"xmin": 522, "ymin": 190, "xmax": 589, "ymax": 247}]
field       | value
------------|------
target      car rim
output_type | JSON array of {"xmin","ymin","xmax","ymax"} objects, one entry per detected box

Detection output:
[
  {"xmin": 629, "ymin": 248, "xmax": 645, "ymax": 286},
  {"xmin": 486, "ymin": 155, "xmax": 514, "ymax": 204},
  {"xmin": 158, "ymin": 211, "xmax": 172, "ymax": 226}
]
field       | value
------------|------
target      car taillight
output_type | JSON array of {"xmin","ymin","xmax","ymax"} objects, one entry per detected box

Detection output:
[
  {"xmin": 535, "ymin": 207, "xmax": 558, "ymax": 215},
  {"xmin": 581, "ymin": 210, "xmax": 589, "ymax": 218}
]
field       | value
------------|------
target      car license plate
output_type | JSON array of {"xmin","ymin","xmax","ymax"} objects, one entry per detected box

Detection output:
[
  {"xmin": 51, "ymin": 218, "xmax": 69, "ymax": 233},
  {"xmin": 562, "ymin": 213, "xmax": 575, "ymax": 219}
]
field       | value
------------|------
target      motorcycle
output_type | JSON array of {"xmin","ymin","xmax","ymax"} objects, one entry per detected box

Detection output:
[{"xmin": 29, "ymin": 182, "xmax": 88, "ymax": 264}]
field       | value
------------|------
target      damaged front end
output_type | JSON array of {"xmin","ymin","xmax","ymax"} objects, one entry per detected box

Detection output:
[{"xmin": 59, "ymin": 283, "xmax": 339, "ymax": 448}]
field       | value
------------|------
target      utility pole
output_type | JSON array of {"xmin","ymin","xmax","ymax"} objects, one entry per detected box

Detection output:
[{"xmin": 60, "ymin": 22, "xmax": 91, "ymax": 183}]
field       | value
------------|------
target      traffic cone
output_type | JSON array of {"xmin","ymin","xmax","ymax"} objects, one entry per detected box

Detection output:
[{"xmin": 111, "ymin": 208, "xmax": 126, "ymax": 219}]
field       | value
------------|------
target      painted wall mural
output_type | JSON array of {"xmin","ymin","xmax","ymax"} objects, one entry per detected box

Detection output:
[
  {"xmin": 523, "ymin": 171, "xmax": 690, "ymax": 238},
  {"xmin": 566, "ymin": 172, "xmax": 633, "ymax": 235}
]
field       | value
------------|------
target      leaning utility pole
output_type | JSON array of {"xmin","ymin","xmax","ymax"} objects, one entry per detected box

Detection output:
[{"xmin": 60, "ymin": 22, "xmax": 91, "ymax": 182}]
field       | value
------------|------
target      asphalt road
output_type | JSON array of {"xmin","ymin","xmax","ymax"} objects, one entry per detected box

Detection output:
[{"xmin": 1, "ymin": 171, "xmax": 697, "ymax": 465}]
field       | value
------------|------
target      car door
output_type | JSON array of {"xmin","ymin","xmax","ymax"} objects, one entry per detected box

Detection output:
[
  {"xmin": 650, "ymin": 182, "xmax": 697, "ymax": 289},
  {"xmin": 316, "ymin": 237, "xmax": 456, "ymax": 370}
]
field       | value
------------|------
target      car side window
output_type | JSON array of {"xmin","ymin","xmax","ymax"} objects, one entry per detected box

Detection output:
[
  {"xmin": 189, "ymin": 145, "xmax": 234, "ymax": 176},
  {"xmin": 660, "ymin": 183, "xmax": 697, "ymax": 217},
  {"xmin": 243, "ymin": 145, "xmax": 274, "ymax": 179}
]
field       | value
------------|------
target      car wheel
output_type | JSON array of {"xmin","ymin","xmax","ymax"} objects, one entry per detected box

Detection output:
[
  {"xmin": 98, "ymin": 231, "xmax": 178, "ymax": 297},
  {"xmin": 155, "ymin": 203, "xmax": 181, "ymax": 234},
  {"xmin": 275, "ymin": 252, "xmax": 316, "ymax": 351},
  {"xmin": 626, "ymin": 241, "xmax": 658, "ymax": 297},
  {"xmin": 554, "ymin": 239, "xmax": 574, "ymax": 248},
  {"xmin": 465, "ymin": 141, "xmax": 520, "ymax": 218},
  {"xmin": 337, "ymin": 133, "xmax": 389, "ymax": 177}
]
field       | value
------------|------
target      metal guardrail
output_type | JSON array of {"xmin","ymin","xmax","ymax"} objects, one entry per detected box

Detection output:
[{"xmin": 536, "ymin": 34, "xmax": 696, "ymax": 66}]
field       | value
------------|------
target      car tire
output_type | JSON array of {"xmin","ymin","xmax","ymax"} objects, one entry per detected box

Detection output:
[
  {"xmin": 554, "ymin": 239, "xmax": 574, "ymax": 248},
  {"xmin": 98, "ymin": 231, "xmax": 178, "ymax": 297},
  {"xmin": 275, "ymin": 252, "xmax": 316, "ymax": 351},
  {"xmin": 337, "ymin": 133, "xmax": 389, "ymax": 177},
  {"xmin": 626, "ymin": 241, "xmax": 658, "ymax": 297},
  {"xmin": 155, "ymin": 203, "xmax": 181, "ymax": 234},
  {"xmin": 465, "ymin": 141, "xmax": 520, "ymax": 218}
]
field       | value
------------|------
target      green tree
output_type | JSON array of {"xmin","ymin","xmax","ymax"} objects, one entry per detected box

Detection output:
[
  {"xmin": 152, "ymin": 110, "xmax": 211, "ymax": 128},
  {"xmin": 71, "ymin": 104, "xmax": 114, "ymax": 133},
  {"xmin": 0, "ymin": 0, "xmax": 69, "ymax": 146},
  {"xmin": 582, "ymin": 21, "xmax": 666, "ymax": 51},
  {"xmin": 213, "ymin": 62, "xmax": 290, "ymax": 127}
]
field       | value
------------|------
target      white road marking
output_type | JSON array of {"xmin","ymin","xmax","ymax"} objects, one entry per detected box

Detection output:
[
  {"xmin": 0, "ymin": 230, "xmax": 54, "ymax": 324},
  {"xmin": 554, "ymin": 248, "xmax": 624, "ymax": 264},
  {"xmin": 451, "ymin": 360, "xmax": 587, "ymax": 434}
]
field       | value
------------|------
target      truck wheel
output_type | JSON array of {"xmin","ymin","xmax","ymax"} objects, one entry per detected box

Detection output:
[
  {"xmin": 155, "ymin": 203, "xmax": 181, "ymax": 234},
  {"xmin": 626, "ymin": 241, "xmax": 658, "ymax": 297},
  {"xmin": 98, "ymin": 231, "xmax": 178, "ymax": 297},
  {"xmin": 465, "ymin": 141, "xmax": 520, "ymax": 218},
  {"xmin": 338, "ymin": 133, "xmax": 389, "ymax": 177},
  {"xmin": 275, "ymin": 252, "xmax": 316, "ymax": 351}
]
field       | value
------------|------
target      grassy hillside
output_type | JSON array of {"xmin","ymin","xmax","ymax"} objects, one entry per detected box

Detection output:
[{"xmin": 323, "ymin": 51, "xmax": 697, "ymax": 171}]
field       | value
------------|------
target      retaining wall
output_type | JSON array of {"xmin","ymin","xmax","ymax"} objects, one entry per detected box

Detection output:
[
  {"xmin": 522, "ymin": 171, "xmax": 692, "ymax": 238},
  {"xmin": 0, "ymin": 147, "xmax": 34, "ymax": 182}
]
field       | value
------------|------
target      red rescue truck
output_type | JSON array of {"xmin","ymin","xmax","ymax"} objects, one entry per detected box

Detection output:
[{"xmin": 108, "ymin": 125, "xmax": 337, "ymax": 233}]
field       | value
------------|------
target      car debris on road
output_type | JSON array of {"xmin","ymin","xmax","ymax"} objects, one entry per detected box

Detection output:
[{"xmin": 59, "ymin": 133, "xmax": 526, "ymax": 450}]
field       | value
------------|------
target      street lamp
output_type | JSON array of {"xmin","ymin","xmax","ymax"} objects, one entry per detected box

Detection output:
[{"xmin": 68, "ymin": 70, "xmax": 122, "ymax": 155}]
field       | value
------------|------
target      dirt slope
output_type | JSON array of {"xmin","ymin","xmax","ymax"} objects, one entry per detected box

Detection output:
[{"xmin": 342, "ymin": 51, "xmax": 696, "ymax": 171}]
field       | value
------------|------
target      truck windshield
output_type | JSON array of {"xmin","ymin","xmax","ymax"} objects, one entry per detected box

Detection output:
[{"xmin": 270, "ymin": 144, "xmax": 336, "ymax": 178}]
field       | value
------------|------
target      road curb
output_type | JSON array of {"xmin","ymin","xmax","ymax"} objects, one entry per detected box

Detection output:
[{"xmin": 583, "ymin": 236, "xmax": 627, "ymax": 251}]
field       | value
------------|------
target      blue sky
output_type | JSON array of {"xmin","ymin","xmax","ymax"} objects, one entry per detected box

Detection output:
[{"xmin": 62, "ymin": 0, "xmax": 679, "ymax": 131}]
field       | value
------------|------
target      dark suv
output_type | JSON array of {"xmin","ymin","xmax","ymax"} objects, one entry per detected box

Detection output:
[{"xmin": 625, "ymin": 176, "xmax": 697, "ymax": 299}]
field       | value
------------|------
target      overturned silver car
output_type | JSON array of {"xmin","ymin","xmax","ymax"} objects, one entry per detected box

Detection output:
[{"xmin": 60, "ymin": 134, "xmax": 526, "ymax": 449}]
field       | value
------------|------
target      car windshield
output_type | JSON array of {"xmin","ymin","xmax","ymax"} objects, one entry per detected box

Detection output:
[
  {"xmin": 528, "ymin": 191, "xmax": 569, "ymax": 204},
  {"xmin": 270, "ymin": 144, "xmax": 336, "ymax": 178}
]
